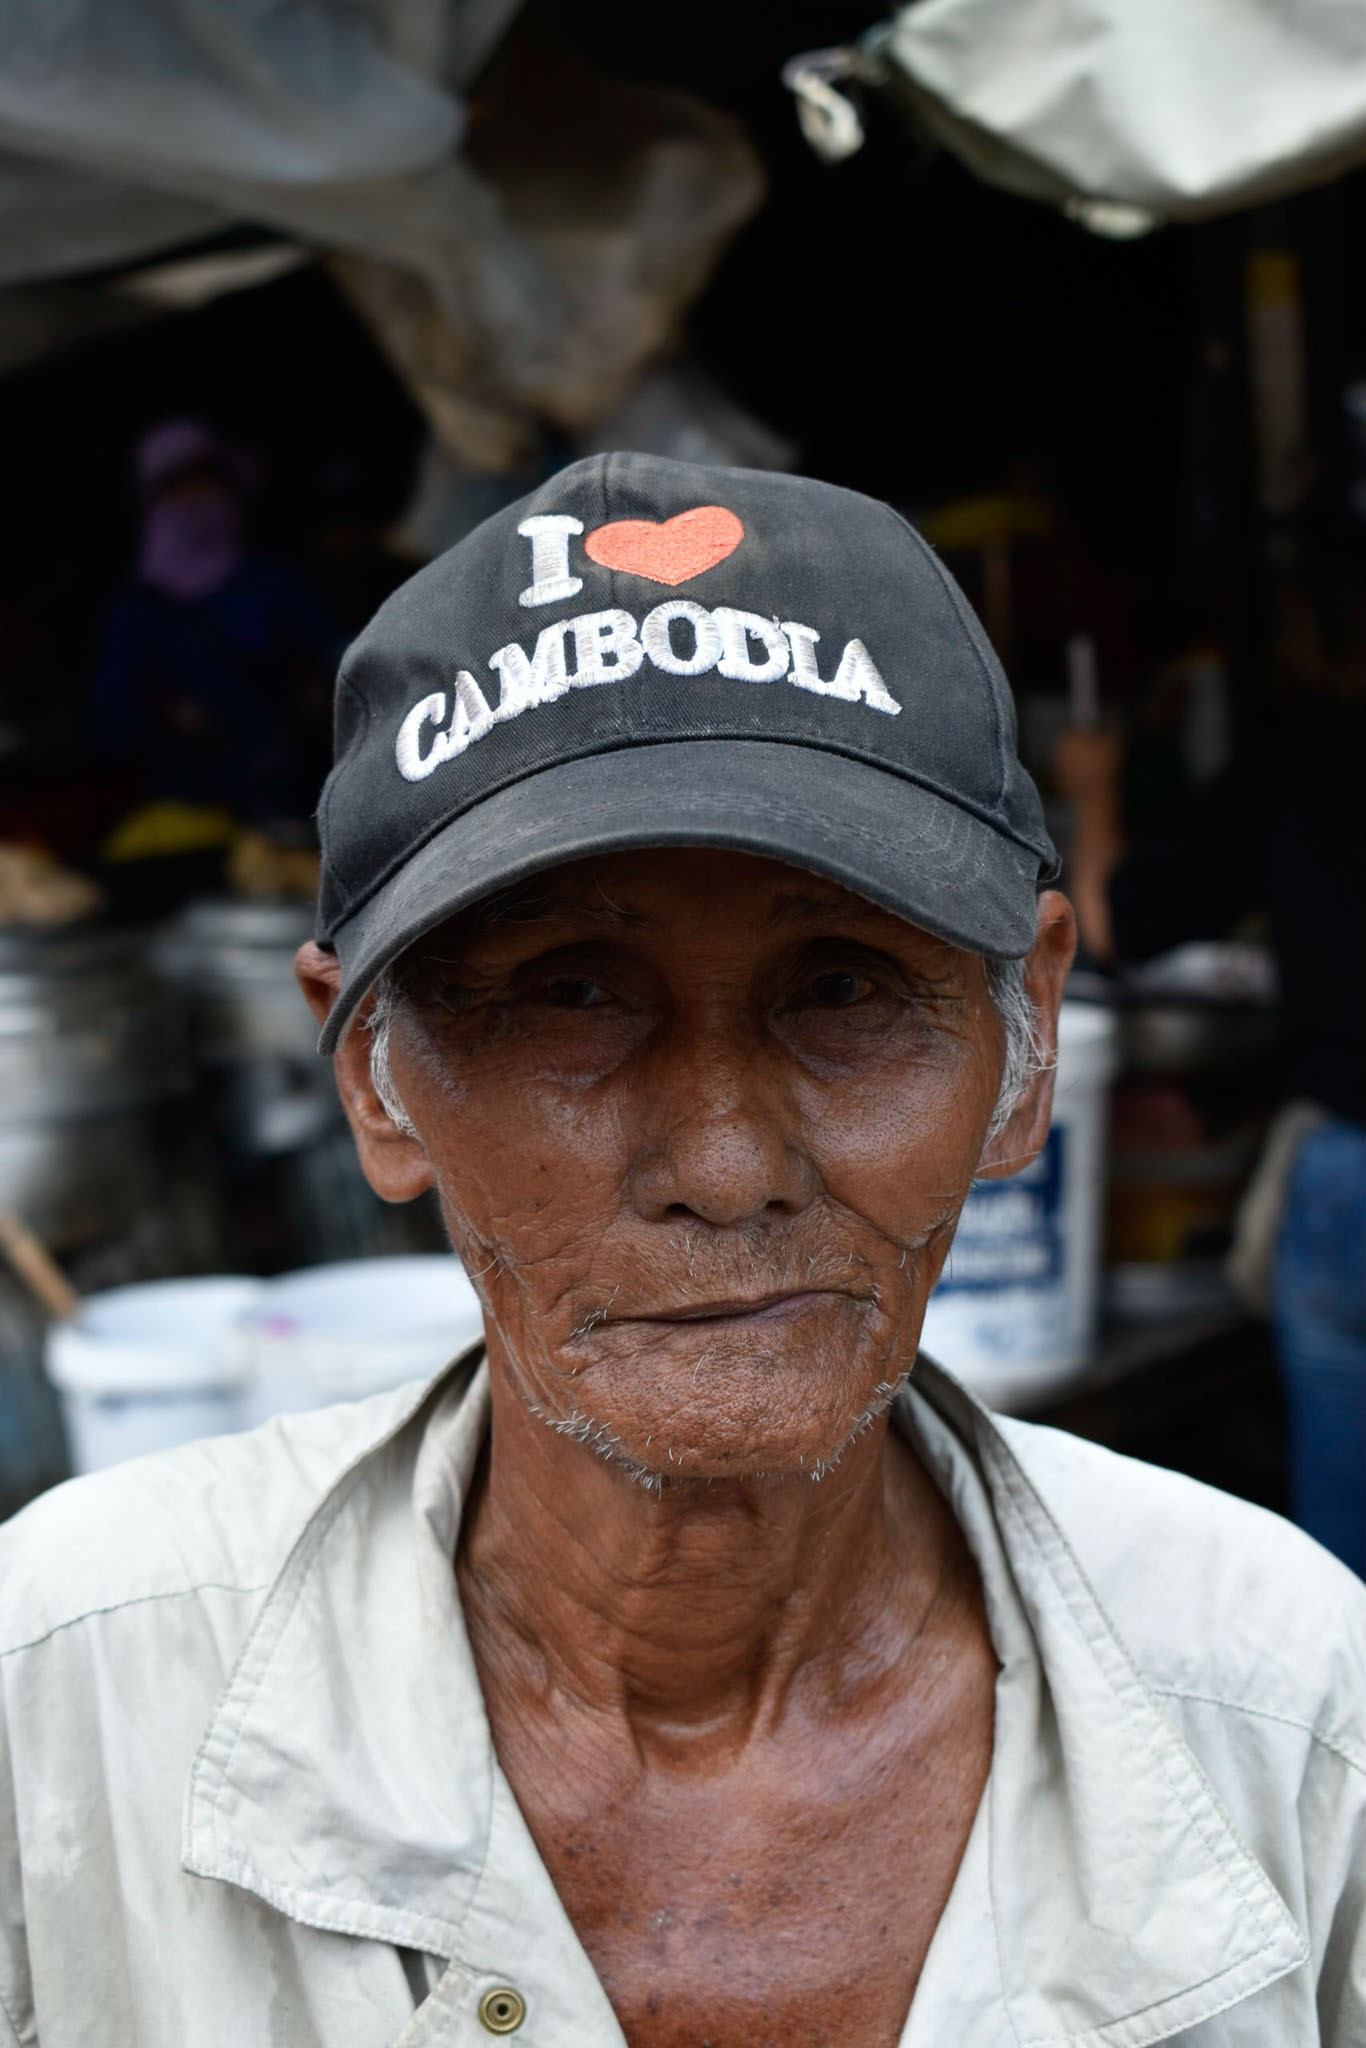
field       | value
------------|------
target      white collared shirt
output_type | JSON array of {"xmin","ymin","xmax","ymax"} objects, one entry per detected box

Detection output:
[{"xmin": 2, "ymin": 1351, "xmax": 1362, "ymax": 2047}]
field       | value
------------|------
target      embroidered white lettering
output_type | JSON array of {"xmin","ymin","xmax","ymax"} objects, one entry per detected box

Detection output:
[
  {"xmin": 713, "ymin": 608, "xmax": 790, "ymax": 683},
  {"xmin": 489, "ymin": 621, "xmax": 571, "ymax": 714},
  {"xmin": 828, "ymin": 637, "xmax": 901, "ymax": 714},
  {"xmin": 443, "ymin": 669, "xmax": 497, "ymax": 755},
  {"xmin": 393, "ymin": 606, "xmax": 900, "ymax": 783},
  {"xmin": 571, "ymin": 609, "xmax": 643, "ymax": 686},
  {"xmin": 395, "ymin": 692, "xmax": 448, "ymax": 781},
  {"xmin": 517, "ymin": 516, "xmax": 584, "ymax": 609},
  {"xmin": 782, "ymin": 620, "xmax": 824, "ymax": 693},
  {"xmin": 641, "ymin": 600, "xmax": 723, "ymax": 676},
  {"xmin": 394, "ymin": 673, "xmax": 496, "ymax": 781}
]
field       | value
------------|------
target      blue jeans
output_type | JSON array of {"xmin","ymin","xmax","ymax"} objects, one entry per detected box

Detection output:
[{"xmin": 1274, "ymin": 1119, "xmax": 1366, "ymax": 1575}]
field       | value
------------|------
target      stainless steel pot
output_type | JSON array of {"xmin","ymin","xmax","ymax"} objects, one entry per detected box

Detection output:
[
  {"xmin": 156, "ymin": 899, "xmax": 336, "ymax": 1157},
  {"xmin": 1113, "ymin": 1001, "xmax": 1279, "ymax": 1078},
  {"xmin": 153, "ymin": 899, "xmax": 435, "ymax": 1266},
  {"xmin": 0, "ymin": 926, "xmax": 190, "ymax": 1248},
  {"xmin": 156, "ymin": 899, "xmax": 319, "ymax": 1062}
]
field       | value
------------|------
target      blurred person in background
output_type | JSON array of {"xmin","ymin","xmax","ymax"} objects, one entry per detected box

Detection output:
[
  {"xmin": 90, "ymin": 419, "xmax": 342, "ymax": 831},
  {"xmin": 1056, "ymin": 558, "xmax": 1366, "ymax": 1573}
]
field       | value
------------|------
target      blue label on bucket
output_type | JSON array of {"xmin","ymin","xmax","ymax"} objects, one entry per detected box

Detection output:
[{"xmin": 935, "ymin": 1128, "xmax": 1065, "ymax": 1293}]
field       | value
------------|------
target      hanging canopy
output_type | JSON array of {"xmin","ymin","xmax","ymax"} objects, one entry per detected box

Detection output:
[
  {"xmin": 0, "ymin": 3, "xmax": 762, "ymax": 465},
  {"xmin": 789, "ymin": 0, "xmax": 1366, "ymax": 230}
]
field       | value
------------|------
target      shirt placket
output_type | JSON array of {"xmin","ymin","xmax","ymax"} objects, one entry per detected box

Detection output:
[{"xmin": 390, "ymin": 1768, "xmax": 629, "ymax": 2048}]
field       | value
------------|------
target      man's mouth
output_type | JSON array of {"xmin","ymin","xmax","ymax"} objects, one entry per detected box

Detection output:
[{"xmin": 622, "ymin": 1290, "xmax": 849, "ymax": 1328}]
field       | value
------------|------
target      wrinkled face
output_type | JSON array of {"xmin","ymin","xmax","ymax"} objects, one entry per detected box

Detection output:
[{"xmin": 317, "ymin": 851, "xmax": 1069, "ymax": 1484}]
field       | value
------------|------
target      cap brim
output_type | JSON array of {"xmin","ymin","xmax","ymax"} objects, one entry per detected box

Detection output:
[{"xmin": 318, "ymin": 740, "xmax": 1050, "ymax": 1053}]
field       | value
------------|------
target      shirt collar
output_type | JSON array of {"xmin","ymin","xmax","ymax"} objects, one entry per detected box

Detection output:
[
  {"xmin": 900, "ymin": 1367, "xmax": 1308, "ymax": 2044},
  {"xmin": 184, "ymin": 1352, "xmax": 495, "ymax": 1957},
  {"xmin": 184, "ymin": 1351, "xmax": 1307, "ymax": 2040}
]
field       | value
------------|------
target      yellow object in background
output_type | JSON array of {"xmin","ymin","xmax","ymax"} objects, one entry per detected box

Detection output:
[
  {"xmin": 919, "ymin": 492, "xmax": 1052, "ymax": 551},
  {"xmin": 101, "ymin": 802, "xmax": 237, "ymax": 863}
]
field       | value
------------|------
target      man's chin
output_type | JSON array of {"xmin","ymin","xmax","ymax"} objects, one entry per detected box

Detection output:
[{"xmin": 523, "ymin": 1363, "xmax": 912, "ymax": 1490}]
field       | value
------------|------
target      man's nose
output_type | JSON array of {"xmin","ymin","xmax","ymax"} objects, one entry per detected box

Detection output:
[{"xmin": 627, "ymin": 1017, "xmax": 816, "ymax": 1227}]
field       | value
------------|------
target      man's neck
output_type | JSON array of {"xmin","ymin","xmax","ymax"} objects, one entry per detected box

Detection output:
[{"xmin": 456, "ymin": 1367, "xmax": 969, "ymax": 1758}]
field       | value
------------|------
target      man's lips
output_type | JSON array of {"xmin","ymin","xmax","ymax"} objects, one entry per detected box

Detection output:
[{"xmin": 615, "ymin": 1290, "xmax": 853, "ymax": 1327}]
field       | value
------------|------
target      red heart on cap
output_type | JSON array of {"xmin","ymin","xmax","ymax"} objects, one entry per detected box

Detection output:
[{"xmin": 583, "ymin": 505, "xmax": 744, "ymax": 586}]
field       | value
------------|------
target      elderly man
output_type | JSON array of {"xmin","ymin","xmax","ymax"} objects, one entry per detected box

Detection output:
[{"xmin": 1, "ymin": 456, "xmax": 1363, "ymax": 2047}]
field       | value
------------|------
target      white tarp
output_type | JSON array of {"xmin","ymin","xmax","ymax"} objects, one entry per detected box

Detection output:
[
  {"xmin": 797, "ymin": 0, "xmax": 1366, "ymax": 227},
  {"xmin": 0, "ymin": 0, "xmax": 462, "ymax": 194},
  {"xmin": 0, "ymin": 0, "xmax": 482, "ymax": 283},
  {"xmin": 0, "ymin": 2, "xmax": 762, "ymax": 464}
]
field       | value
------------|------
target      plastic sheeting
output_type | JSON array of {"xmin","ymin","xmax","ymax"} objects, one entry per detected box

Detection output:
[
  {"xmin": 797, "ymin": 0, "xmax": 1366, "ymax": 228},
  {"xmin": 0, "ymin": 0, "xmax": 462, "ymax": 193},
  {"xmin": 0, "ymin": 0, "xmax": 479, "ymax": 283},
  {"xmin": 326, "ymin": 65, "xmax": 764, "ymax": 467},
  {"xmin": 0, "ymin": 156, "xmax": 225, "ymax": 289},
  {"xmin": 0, "ymin": 3, "xmax": 763, "ymax": 465}
]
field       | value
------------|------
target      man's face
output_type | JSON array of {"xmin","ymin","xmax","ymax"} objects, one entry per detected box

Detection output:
[{"xmin": 311, "ymin": 851, "xmax": 1069, "ymax": 1484}]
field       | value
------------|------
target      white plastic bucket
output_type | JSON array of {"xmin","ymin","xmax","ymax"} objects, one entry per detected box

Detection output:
[
  {"xmin": 234, "ymin": 1255, "xmax": 485, "ymax": 1425},
  {"xmin": 920, "ymin": 1000, "xmax": 1119, "ymax": 1408},
  {"xmin": 46, "ymin": 1276, "xmax": 261, "ymax": 1473}
]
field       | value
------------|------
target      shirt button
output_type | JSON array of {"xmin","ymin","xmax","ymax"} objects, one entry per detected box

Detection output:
[{"xmin": 478, "ymin": 1987, "xmax": 526, "ymax": 2034}]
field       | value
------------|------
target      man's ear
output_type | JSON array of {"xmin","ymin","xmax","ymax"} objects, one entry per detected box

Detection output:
[
  {"xmin": 976, "ymin": 890, "xmax": 1077, "ymax": 1181},
  {"xmin": 294, "ymin": 942, "xmax": 434, "ymax": 1203}
]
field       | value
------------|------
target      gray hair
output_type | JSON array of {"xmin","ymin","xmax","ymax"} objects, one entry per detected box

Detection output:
[
  {"xmin": 366, "ymin": 967, "xmax": 418, "ymax": 1137},
  {"xmin": 982, "ymin": 952, "xmax": 1053, "ymax": 1139},
  {"xmin": 364, "ymin": 950, "xmax": 1049, "ymax": 1150}
]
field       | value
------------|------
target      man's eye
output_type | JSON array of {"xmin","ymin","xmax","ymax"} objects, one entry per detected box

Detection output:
[
  {"xmin": 804, "ymin": 970, "xmax": 873, "ymax": 1008},
  {"xmin": 539, "ymin": 976, "xmax": 610, "ymax": 1010}
]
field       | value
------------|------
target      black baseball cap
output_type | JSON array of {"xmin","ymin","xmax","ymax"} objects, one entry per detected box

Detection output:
[{"xmin": 315, "ymin": 452, "xmax": 1057, "ymax": 1052}]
